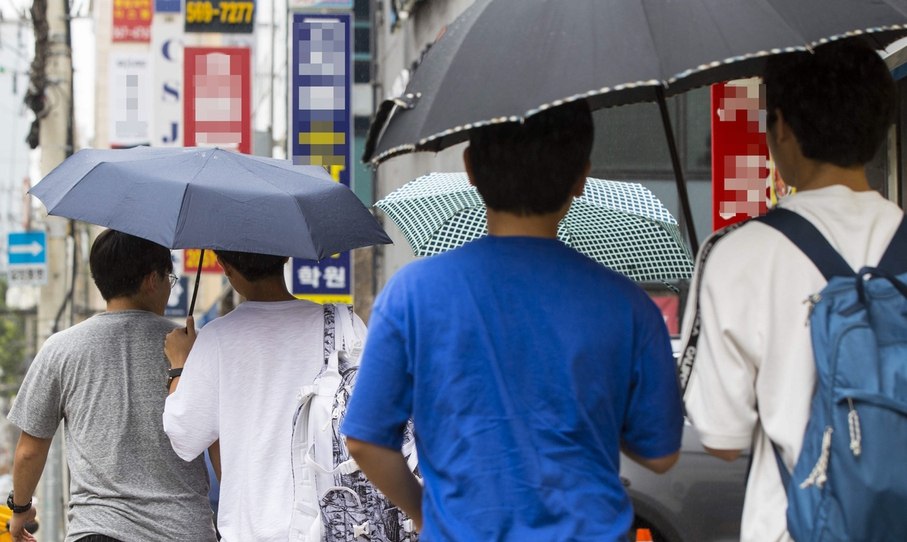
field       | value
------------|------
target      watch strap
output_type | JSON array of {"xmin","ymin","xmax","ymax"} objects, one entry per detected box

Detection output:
[
  {"xmin": 7, "ymin": 491, "xmax": 32, "ymax": 514},
  {"xmin": 166, "ymin": 367, "xmax": 183, "ymax": 389}
]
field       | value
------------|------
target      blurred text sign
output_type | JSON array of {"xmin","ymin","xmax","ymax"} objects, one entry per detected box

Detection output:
[
  {"xmin": 291, "ymin": 13, "xmax": 353, "ymax": 304},
  {"xmin": 7, "ymin": 231, "xmax": 48, "ymax": 286},
  {"xmin": 184, "ymin": 249, "xmax": 221, "ymax": 273},
  {"xmin": 711, "ymin": 80, "xmax": 769, "ymax": 231}
]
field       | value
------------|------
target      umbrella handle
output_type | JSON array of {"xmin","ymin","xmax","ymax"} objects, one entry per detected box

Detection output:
[{"xmin": 188, "ymin": 249, "xmax": 204, "ymax": 316}]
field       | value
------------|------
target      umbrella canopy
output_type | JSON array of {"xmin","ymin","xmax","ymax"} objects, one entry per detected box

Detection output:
[
  {"xmin": 364, "ymin": 0, "xmax": 907, "ymax": 165},
  {"xmin": 30, "ymin": 146, "xmax": 392, "ymax": 260},
  {"xmin": 362, "ymin": 0, "xmax": 907, "ymax": 255},
  {"xmin": 375, "ymin": 172, "xmax": 694, "ymax": 283}
]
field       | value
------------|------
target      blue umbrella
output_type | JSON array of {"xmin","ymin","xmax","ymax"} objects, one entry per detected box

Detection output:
[{"xmin": 30, "ymin": 146, "xmax": 391, "ymax": 312}]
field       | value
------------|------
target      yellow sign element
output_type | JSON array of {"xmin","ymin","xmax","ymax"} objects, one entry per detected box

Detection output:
[
  {"xmin": 184, "ymin": 249, "xmax": 221, "ymax": 273},
  {"xmin": 298, "ymin": 132, "xmax": 346, "ymax": 145},
  {"xmin": 329, "ymin": 165, "xmax": 345, "ymax": 183},
  {"xmin": 185, "ymin": 0, "xmax": 253, "ymax": 24},
  {"xmin": 295, "ymin": 293, "xmax": 353, "ymax": 305}
]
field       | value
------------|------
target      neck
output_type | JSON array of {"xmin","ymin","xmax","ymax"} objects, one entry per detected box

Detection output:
[
  {"xmin": 485, "ymin": 207, "xmax": 567, "ymax": 238},
  {"xmin": 106, "ymin": 297, "xmax": 155, "ymax": 313},
  {"xmin": 791, "ymin": 161, "xmax": 871, "ymax": 192},
  {"xmin": 233, "ymin": 276, "xmax": 296, "ymax": 302}
]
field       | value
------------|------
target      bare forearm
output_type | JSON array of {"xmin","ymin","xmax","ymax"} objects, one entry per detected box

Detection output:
[
  {"xmin": 621, "ymin": 444, "xmax": 680, "ymax": 474},
  {"xmin": 13, "ymin": 432, "xmax": 53, "ymax": 504},
  {"xmin": 346, "ymin": 438, "xmax": 423, "ymax": 530}
]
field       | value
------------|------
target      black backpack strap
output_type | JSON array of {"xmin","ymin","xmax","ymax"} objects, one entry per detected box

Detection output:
[
  {"xmin": 754, "ymin": 208, "xmax": 854, "ymax": 280},
  {"xmin": 877, "ymin": 215, "xmax": 907, "ymax": 274}
]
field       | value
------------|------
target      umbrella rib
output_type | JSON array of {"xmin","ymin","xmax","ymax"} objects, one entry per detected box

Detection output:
[
  {"xmin": 752, "ymin": 0, "xmax": 812, "ymax": 50},
  {"xmin": 638, "ymin": 0, "xmax": 670, "ymax": 86},
  {"xmin": 224, "ymin": 150, "xmax": 321, "ymax": 255}
]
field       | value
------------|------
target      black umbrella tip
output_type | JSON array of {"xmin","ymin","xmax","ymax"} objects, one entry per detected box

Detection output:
[{"xmin": 362, "ymin": 99, "xmax": 399, "ymax": 165}]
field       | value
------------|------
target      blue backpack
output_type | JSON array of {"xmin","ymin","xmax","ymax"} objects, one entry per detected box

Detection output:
[{"xmin": 755, "ymin": 208, "xmax": 907, "ymax": 542}]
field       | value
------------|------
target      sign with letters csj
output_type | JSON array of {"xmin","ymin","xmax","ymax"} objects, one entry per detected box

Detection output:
[
  {"xmin": 151, "ymin": 14, "xmax": 184, "ymax": 146},
  {"xmin": 291, "ymin": 13, "xmax": 353, "ymax": 304},
  {"xmin": 7, "ymin": 231, "xmax": 47, "ymax": 286}
]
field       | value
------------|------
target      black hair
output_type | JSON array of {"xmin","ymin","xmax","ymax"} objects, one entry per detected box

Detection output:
[
  {"xmin": 763, "ymin": 38, "xmax": 895, "ymax": 167},
  {"xmin": 89, "ymin": 229, "xmax": 173, "ymax": 301},
  {"xmin": 467, "ymin": 100, "xmax": 594, "ymax": 214},
  {"xmin": 214, "ymin": 250, "xmax": 288, "ymax": 282}
]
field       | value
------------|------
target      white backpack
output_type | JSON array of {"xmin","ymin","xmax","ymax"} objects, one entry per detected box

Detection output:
[{"xmin": 290, "ymin": 303, "xmax": 419, "ymax": 542}]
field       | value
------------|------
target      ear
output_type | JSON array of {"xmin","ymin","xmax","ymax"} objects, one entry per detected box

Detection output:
[
  {"xmin": 140, "ymin": 271, "xmax": 160, "ymax": 294},
  {"xmin": 216, "ymin": 256, "xmax": 232, "ymax": 278},
  {"xmin": 771, "ymin": 109, "xmax": 792, "ymax": 143},
  {"xmin": 571, "ymin": 162, "xmax": 591, "ymax": 198},
  {"xmin": 463, "ymin": 147, "xmax": 476, "ymax": 187}
]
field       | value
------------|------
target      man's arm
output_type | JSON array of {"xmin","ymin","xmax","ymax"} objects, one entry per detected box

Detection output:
[
  {"xmin": 345, "ymin": 437, "xmax": 423, "ymax": 531},
  {"xmin": 621, "ymin": 445, "xmax": 680, "ymax": 474},
  {"xmin": 703, "ymin": 447, "xmax": 743, "ymax": 462},
  {"xmin": 207, "ymin": 440, "xmax": 221, "ymax": 481},
  {"xmin": 9, "ymin": 432, "xmax": 52, "ymax": 541},
  {"xmin": 165, "ymin": 315, "xmax": 196, "ymax": 395}
]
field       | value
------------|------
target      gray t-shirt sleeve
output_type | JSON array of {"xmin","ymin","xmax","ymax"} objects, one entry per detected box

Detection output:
[{"xmin": 8, "ymin": 341, "xmax": 64, "ymax": 439}]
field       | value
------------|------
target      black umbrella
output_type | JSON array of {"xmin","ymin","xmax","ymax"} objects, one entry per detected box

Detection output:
[{"xmin": 363, "ymin": 0, "xmax": 907, "ymax": 254}]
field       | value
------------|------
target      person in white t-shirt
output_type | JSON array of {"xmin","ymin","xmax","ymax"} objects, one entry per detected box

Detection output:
[
  {"xmin": 161, "ymin": 250, "xmax": 364, "ymax": 542},
  {"xmin": 679, "ymin": 38, "xmax": 902, "ymax": 542}
]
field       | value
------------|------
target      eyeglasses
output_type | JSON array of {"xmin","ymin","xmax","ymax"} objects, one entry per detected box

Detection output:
[{"xmin": 168, "ymin": 273, "xmax": 179, "ymax": 288}]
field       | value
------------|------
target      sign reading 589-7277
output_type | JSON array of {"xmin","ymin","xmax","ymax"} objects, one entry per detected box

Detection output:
[{"xmin": 185, "ymin": 0, "xmax": 255, "ymax": 34}]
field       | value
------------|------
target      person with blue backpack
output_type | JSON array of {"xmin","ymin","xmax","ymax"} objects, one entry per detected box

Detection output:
[{"xmin": 679, "ymin": 38, "xmax": 907, "ymax": 542}]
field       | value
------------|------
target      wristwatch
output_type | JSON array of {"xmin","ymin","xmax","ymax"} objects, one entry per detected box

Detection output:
[
  {"xmin": 6, "ymin": 490, "xmax": 32, "ymax": 514},
  {"xmin": 167, "ymin": 367, "xmax": 183, "ymax": 389}
]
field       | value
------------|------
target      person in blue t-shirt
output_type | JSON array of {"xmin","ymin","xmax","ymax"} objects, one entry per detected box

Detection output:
[{"xmin": 341, "ymin": 100, "xmax": 683, "ymax": 541}]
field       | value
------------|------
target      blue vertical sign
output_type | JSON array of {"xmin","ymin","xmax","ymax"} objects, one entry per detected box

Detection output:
[{"xmin": 291, "ymin": 12, "xmax": 353, "ymax": 304}]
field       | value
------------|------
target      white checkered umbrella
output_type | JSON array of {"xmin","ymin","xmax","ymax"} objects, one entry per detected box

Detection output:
[{"xmin": 375, "ymin": 172, "xmax": 694, "ymax": 282}]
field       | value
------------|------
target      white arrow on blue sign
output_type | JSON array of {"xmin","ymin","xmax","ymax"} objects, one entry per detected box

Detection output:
[{"xmin": 8, "ymin": 232, "xmax": 47, "ymax": 265}]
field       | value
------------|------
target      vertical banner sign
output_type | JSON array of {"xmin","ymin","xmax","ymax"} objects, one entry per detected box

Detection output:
[
  {"xmin": 109, "ymin": 52, "xmax": 152, "ymax": 148},
  {"xmin": 184, "ymin": 47, "xmax": 252, "ymax": 154},
  {"xmin": 711, "ymin": 81, "xmax": 770, "ymax": 231},
  {"xmin": 113, "ymin": 0, "xmax": 153, "ymax": 42},
  {"xmin": 291, "ymin": 13, "xmax": 353, "ymax": 304},
  {"xmin": 151, "ymin": 14, "xmax": 184, "ymax": 146}
]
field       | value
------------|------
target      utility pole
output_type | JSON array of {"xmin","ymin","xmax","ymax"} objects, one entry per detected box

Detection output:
[{"xmin": 29, "ymin": 0, "xmax": 74, "ymax": 537}]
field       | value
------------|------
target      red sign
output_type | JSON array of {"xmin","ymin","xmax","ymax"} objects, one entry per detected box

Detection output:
[
  {"xmin": 710, "ymin": 81, "xmax": 770, "ymax": 231},
  {"xmin": 183, "ymin": 249, "xmax": 222, "ymax": 273},
  {"xmin": 651, "ymin": 294, "xmax": 680, "ymax": 336},
  {"xmin": 183, "ymin": 47, "xmax": 252, "ymax": 154},
  {"xmin": 113, "ymin": 0, "xmax": 153, "ymax": 42}
]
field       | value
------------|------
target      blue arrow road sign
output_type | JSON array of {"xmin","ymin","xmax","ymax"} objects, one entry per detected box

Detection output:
[{"xmin": 8, "ymin": 231, "xmax": 47, "ymax": 266}]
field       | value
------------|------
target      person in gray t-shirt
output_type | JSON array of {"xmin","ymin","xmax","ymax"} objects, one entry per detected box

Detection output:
[{"xmin": 6, "ymin": 229, "xmax": 217, "ymax": 542}]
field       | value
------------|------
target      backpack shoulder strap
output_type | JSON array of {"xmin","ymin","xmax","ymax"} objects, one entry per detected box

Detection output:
[
  {"xmin": 754, "ymin": 208, "xmax": 854, "ymax": 280},
  {"xmin": 322, "ymin": 303, "xmax": 337, "ymax": 365},
  {"xmin": 877, "ymin": 215, "xmax": 907, "ymax": 274}
]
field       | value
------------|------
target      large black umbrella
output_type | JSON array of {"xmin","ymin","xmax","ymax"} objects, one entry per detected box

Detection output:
[{"xmin": 363, "ymin": 0, "xmax": 907, "ymax": 254}]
